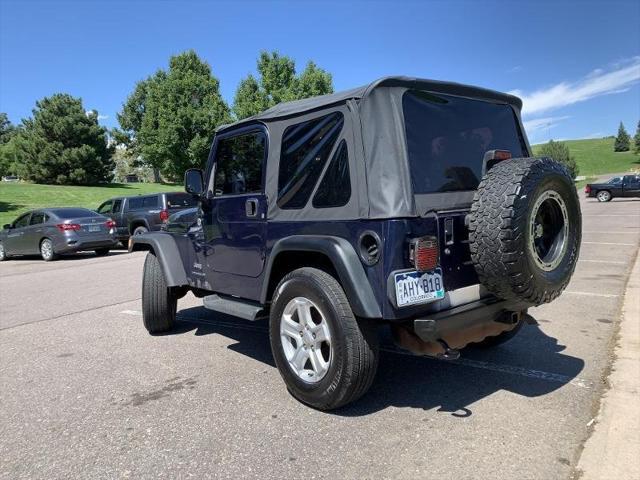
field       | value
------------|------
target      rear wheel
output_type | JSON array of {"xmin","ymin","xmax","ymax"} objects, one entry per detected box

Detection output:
[
  {"xmin": 596, "ymin": 190, "xmax": 611, "ymax": 202},
  {"xmin": 0, "ymin": 241, "xmax": 8, "ymax": 261},
  {"xmin": 94, "ymin": 248, "xmax": 110, "ymax": 257},
  {"xmin": 269, "ymin": 267, "xmax": 379, "ymax": 410},
  {"xmin": 142, "ymin": 252, "xmax": 177, "ymax": 334},
  {"xmin": 133, "ymin": 226, "xmax": 148, "ymax": 236},
  {"xmin": 40, "ymin": 238, "xmax": 57, "ymax": 262}
]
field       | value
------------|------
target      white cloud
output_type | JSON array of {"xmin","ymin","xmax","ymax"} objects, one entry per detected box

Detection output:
[
  {"xmin": 511, "ymin": 56, "xmax": 640, "ymax": 117},
  {"xmin": 508, "ymin": 65, "xmax": 523, "ymax": 73},
  {"xmin": 97, "ymin": 114, "xmax": 109, "ymax": 121},
  {"xmin": 523, "ymin": 115, "xmax": 570, "ymax": 135}
]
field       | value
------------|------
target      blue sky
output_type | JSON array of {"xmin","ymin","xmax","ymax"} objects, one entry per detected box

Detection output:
[{"xmin": 1, "ymin": 0, "xmax": 639, "ymax": 144}]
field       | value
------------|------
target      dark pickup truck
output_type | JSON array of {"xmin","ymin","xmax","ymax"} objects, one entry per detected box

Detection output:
[
  {"xmin": 97, "ymin": 192, "xmax": 198, "ymax": 243},
  {"xmin": 585, "ymin": 174, "xmax": 640, "ymax": 202}
]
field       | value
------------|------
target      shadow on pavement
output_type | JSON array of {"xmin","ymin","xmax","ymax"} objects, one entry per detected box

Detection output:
[
  {"xmin": 3, "ymin": 251, "xmax": 130, "ymax": 262},
  {"xmin": 172, "ymin": 306, "xmax": 585, "ymax": 417}
]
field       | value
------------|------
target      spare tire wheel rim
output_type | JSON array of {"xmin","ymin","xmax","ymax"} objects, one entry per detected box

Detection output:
[
  {"xmin": 528, "ymin": 190, "xmax": 569, "ymax": 271},
  {"xmin": 280, "ymin": 297, "xmax": 332, "ymax": 384}
]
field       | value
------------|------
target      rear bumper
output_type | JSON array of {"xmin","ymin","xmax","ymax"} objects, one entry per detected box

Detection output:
[
  {"xmin": 413, "ymin": 296, "xmax": 527, "ymax": 342},
  {"xmin": 55, "ymin": 238, "xmax": 118, "ymax": 253}
]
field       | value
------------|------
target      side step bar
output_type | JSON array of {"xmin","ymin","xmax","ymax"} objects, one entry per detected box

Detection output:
[{"xmin": 203, "ymin": 294, "xmax": 266, "ymax": 321}]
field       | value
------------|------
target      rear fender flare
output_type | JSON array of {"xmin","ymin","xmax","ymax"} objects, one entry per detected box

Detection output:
[
  {"xmin": 130, "ymin": 233, "xmax": 188, "ymax": 287},
  {"xmin": 261, "ymin": 235, "xmax": 382, "ymax": 319}
]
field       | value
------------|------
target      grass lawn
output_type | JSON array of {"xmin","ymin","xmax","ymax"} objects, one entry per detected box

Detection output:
[
  {"xmin": 0, "ymin": 182, "xmax": 180, "ymax": 226},
  {"xmin": 532, "ymin": 137, "xmax": 640, "ymax": 176}
]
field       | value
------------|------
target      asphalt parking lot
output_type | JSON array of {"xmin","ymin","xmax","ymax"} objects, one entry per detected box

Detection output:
[{"xmin": 1, "ymin": 194, "xmax": 638, "ymax": 480}]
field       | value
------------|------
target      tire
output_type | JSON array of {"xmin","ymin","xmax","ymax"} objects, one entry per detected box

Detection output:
[
  {"xmin": 133, "ymin": 226, "xmax": 148, "ymax": 236},
  {"xmin": 142, "ymin": 252, "xmax": 177, "ymax": 334},
  {"xmin": 269, "ymin": 267, "xmax": 379, "ymax": 410},
  {"xmin": 0, "ymin": 241, "xmax": 8, "ymax": 261},
  {"xmin": 40, "ymin": 238, "xmax": 58, "ymax": 262},
  {"xmin": 596, "ymin": 190, "xmax": 612, "ymax": 202},
  {"xmin": 469, "ymin": 157, "xmax": 581, "ymax": 306},
  {"xmin": 472, "ymin": 320, "xmax": 524, "ymax": 348},
  {"xmin": 94, "ymin": 248, "xmax": 110, "ymax": 257}
]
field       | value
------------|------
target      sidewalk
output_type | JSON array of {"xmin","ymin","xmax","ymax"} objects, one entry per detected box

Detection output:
[{"xmin": 576, "ymin": 251, "xmax": 640, "ymax": 479}]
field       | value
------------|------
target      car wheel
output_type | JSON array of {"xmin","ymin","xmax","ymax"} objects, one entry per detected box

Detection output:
[
  {"xmin": 471, "ymin": 319, "xmax": 524, "ymax": 348},
  {"xmin": 142, "ymin": 252, "xmax": 177, "ymax": 334},
  {"xmin": 133, "ymin": 226, "xmax": 149, "ymax": 236},
  {"xmin": 0, "ymin": 241, "xmax": 9, "ymax": 261},
  {"xmin": 269, "ymin": 267, "xmax": 379, "ymax": 410},
  {"xmin": 596, "ymin": 190, "xmax": 612, "ymax": 202},
  {"xmin": 469, "ymin": 157, "xmax": 581, "ymax": 306},
  {"xmin": 94, "ymin": 248, "xmax": 110, "ymax": 257},
  {"xmin": 40, "ymin": 238, "xmax": 58, "ymax": 262}
]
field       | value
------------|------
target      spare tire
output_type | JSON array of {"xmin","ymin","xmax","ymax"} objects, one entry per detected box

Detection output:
[{"xmin": 468, "ymin": 157, "xmax": 581, "ymax": 306}]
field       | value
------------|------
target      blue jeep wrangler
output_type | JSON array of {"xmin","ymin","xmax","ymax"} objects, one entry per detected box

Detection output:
[{"xmin": 131, "ymin": 77, "xmax": 581, "ymax": 410}]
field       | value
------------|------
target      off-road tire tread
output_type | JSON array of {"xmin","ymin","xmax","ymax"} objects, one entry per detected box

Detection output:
[
  {"xmin": 142, "ymin": 252, "xmax": 176, "ymax": 334},
  {"xmin": 270, "ymin": 267, "xmax": 379, "ymax": 410},
  {"xmin": 469, "ymin": 157, "xmax": 580, "ymax": 305}
]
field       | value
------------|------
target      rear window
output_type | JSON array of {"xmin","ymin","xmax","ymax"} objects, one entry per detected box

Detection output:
[
  {"xmin": 165, "ymin": 193, "xmax": 198, "ymax": 209},
  {"xmin": 403, "ymin": 90, "xmax": 526, "ymax": 194},
  {"xmin": 50, "ymin": 208, "xmax": 99, "ymax": 218}
]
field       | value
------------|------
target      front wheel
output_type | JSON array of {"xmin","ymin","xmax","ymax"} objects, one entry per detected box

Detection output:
[
  {"xmin": 40, "ymin": 238, "xmax": 57, "ymax": 261},
  {"xmin": 596, "ymin": 190, "xmax": 612, "ymax": 202},
  {"xmin": 142, "ymin": 252, "xmax": 177, "ymax": 334},
  {"xmin": 94, "ymin": 248, "xmax": 110, "ymax": 257},
  {"xmin": 269, "ymin": 267, "xmax": 379, "ymax": 410}
]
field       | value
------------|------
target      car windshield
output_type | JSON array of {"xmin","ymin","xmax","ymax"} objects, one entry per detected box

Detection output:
[
  {"xmin": 166, "ymin": 193, "xmax": 199, "ymax": 209},
  {"xmin": 403, "ymin": 90, "xmax": 526, "ymax": 194},
  {"xmin": 608, "ymin": 177, "xmax": 622, "ymax": 184},
  {"xmin": 50, "ymin": 208, "xmax": 100, "ymax": 218}
]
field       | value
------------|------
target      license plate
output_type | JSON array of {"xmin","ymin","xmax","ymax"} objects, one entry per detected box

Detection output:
[
  {"xmin": 395, "ymin": 269, "xmax": 445, "ymax": 307},
  {"xmin": 87, "ymin": 225, "xmax": 101, "ymax": 232}
]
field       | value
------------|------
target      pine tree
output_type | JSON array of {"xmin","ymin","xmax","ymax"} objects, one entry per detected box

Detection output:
[
  {"xmin": 633, "ymin": 120, "xmax": 640, "ymax": 155},
  {"xmin": 613, "ymin": 122, "xmax": 631, "ymax": 152}
]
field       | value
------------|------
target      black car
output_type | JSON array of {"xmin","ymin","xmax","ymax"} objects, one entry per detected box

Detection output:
[
  {"xmin": 0, "ymin": 208, "xmax": 118, "ymax": 261},
  {"xmin": 96, "ymin": 192, "xmax": 198, "ymax": 243},
  {"xmin": 585, "ymin": 174, "xmax": 640, "ymax": 202},
  {"xmin": 130, "ymin": 76, "xmax": 582, "ymax": 410}
]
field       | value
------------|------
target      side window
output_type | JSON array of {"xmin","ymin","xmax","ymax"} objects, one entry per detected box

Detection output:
[
  {"xmin": 29, "ymin": 212, "xmax": 45, "ymax": 225},
  {"xmin": 214, "ymin": 131, "xmax": 266, "ymax": 195},
  {"xmin": 97, "ymin": 201, "xmax": 112, "ymax": 214},
  {"xmin": 313, "ymin": 140, "xmax": 351, "ymax": 208},
  {"xmin": 142, "ymin": 196, "xmax": 158, "ymax": 208},
  {"xmin": 128, "ymin": 197, "xmax": 143, "ymax": 210},
  {"xmin": 13, "ymin": 213, "xmax": 30, "ymax": 228},
  {"xmin": 278, "ymin": 112, "xmax": 344, "ymax": 209},
  {"xmin": 112, "ymin": 199, "xmax": 122, "ymax": 213}
]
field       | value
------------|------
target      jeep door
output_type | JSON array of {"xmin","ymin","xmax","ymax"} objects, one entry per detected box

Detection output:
[{"xmin": 201, "ymin": 126, "xmax": 268, "ymax": 285}]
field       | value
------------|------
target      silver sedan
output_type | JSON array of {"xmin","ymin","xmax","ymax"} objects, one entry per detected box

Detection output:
[{"xmin": 0, "ymin": 208, "xmax": 118, "ymax": 261}]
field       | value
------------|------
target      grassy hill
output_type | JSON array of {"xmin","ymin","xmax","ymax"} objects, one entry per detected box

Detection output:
[
  {"xmin": 532, "ymin": 137, "xmax": 639, "ymax": 176},
  {"xmin": 0, "ymin": 182, "xmax": 180, "ymax": 226}
]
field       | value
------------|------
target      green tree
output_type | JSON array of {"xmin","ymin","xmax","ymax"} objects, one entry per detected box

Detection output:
[
  {"xmin": 117, "ymin": 50, "xmax": 231, "ymax": 181},
  {"xmin": 633, "ymin": 120, "xmax": 640, "ymax": 155},
  {"xmin": 11, "ymin": 95, "xmax": 113, "ymax": 184},
  {"xmin": 0, "ymin": 113, "xmax": 19, "ymax": 176},
  {"xmin": 0, "ymin": 113, "xmax": 16, "ymax": 145},
  {"xmin": 232, "ymin": 51, "xmax": 333, "ymax": 120},
  {"xmin": 614, "ymin": 121, "xmax": 631, "ymax": 152},
  {"xmin": 538, "ymin": 140, "xmax": 578, "ymax": 179}
]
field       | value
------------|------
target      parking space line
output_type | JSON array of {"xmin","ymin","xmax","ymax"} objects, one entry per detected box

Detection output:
[
  {"xmin": 121, "ymin": 310, "xmax": 142, "ymax": 316},
  {"xmin": 169, "ymin": 314, "xmax": 593, "ymax": 390},
  {"xmin": 579, "ymin": 259, "xmax": 627, "ymax": 265},
  {"xmin": 582, "ymin": 231, "xmax": 639, "ymax": 235},
  {"xmin": 564, "ymin": 291, "xmax": 620, "ymax": 298},
  {"xmin": 582, "ymin": 241, "xmax": 636, "ymax": 246},
  {"xmin": 582, "ymin": 215, "xmax": 640, "ymax": 217}
]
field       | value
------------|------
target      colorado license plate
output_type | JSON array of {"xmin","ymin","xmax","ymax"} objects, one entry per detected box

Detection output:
[
  {"xmin": 395, "ymin": 269, "xmax": 445, "ymax": 307},
  {"xmin": 87, "ymin": 225, "xmax": 101, "ymax": 232}
]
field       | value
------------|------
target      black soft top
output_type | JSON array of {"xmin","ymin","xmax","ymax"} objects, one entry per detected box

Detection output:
[{"xmin": 218, "ymin": 76, "xmax": 522, "ymax": 133}]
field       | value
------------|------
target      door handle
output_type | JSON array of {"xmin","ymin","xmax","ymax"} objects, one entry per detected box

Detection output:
[{"xmin": 245, "ymin": 198, "xmax": 259, "ymax": 218}]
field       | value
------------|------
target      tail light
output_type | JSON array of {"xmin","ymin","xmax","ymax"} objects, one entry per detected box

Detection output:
[
  {"xmin": 409, "ymin": 236, "xmax": 439, "ymax": 272},
  {"xmin": 585, "ymin": 185, "xmax": 591, "ymax": 194},
  {"xmin": 160, "ymin": 209, "xmax": 169, "ymax": 222},
  {"xmin": 56, "ymin": 223, "xmax": 81, "ymax": 232},
  {"xmin": 105, "ymin": 220, "xmax": 116, "ymax": 229}
]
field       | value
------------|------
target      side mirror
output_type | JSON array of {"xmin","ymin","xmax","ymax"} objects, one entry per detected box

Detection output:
[
  {"xmin": 185, "ymin": 168, "xmax": 204, "ymax": 196},
  {"xmin": 3, "ymin": 224, "xmax": 11, "ymax": 230}
]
